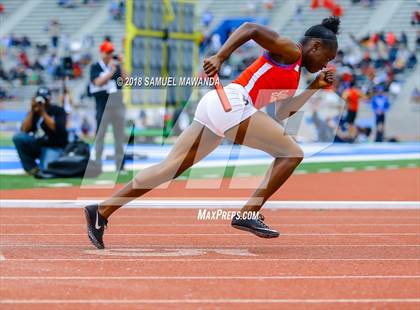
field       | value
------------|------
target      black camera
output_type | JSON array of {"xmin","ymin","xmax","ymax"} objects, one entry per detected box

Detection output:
[
  {"xmin": 34, "ymin": 87, "xmax": 51, "ymax": 105},
  {"xmin": 35, "ymin": 96, "xmax": 46, "ymax": 105}
]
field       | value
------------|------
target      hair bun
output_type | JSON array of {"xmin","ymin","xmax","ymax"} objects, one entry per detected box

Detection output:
[{"xmin": 322, "ymin": 16, "xmax": 340, "ymax": 34}]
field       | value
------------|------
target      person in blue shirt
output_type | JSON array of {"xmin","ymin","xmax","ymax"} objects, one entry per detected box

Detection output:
[{"xmin": 371, "ymin": 86, "xmax": 390, "ymax": 142}]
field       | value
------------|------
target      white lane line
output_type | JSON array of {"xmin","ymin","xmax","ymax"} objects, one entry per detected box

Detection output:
[
  {"xmin": 386, "ymin": 165, "xmax": 400, "ymax": 169},
  {"xmin": 1, "ymin": 299, "xmax": 419, "ymax": 304},
  {"xmin": 365, "ymin": 166, "xmax": 377, "ymax": 171},
  {"xmin": 1, "ymin": 200, "xmax": 419, "ymax": 209},
  {"xmin": 93, "ymin": 180, "xmax": 115, "ymax": 185},
  {"xmin": 2, "ymin": 275, "xmax": 420, "ymax": 280},
  {"xmin": 234, "ymin": 172, "xmax": 252, "ymax": 177},
  {"xmin": 294, "ymin": 170, "xmax": 308, "ymax": 174},
  {"xmin": 1, "ymin": 244, "xmax": 419, "ymax": 247},
  {"xmin": 2, "ymin": 223, "xmax": 419, "ymax": 227},
  {"xmin": 342, "ymin": 167, "xmax": 357, "ymax": 172},
  {"xmin": 2, "ymin": 233, "xmax": 419, "ymax": 236},
  {"xmin": 41, "ymin": 183, "xmax": 72, "ymax": 188},
  {"xmin": 202, "ymin": 174, "xmax": 222, "ymax": 179},
  {"xmin": 0, "ymin": 251, "xmax": 5, "ymax": 261},
  {"xmin": 317, "ymin": 168, "xmax": 332, "ymax": 173},
  {"xmin": 2, "ymin": 258, "xmax": 420, "ymax": 262}
]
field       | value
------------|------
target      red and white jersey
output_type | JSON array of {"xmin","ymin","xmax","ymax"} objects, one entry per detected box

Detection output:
[{"xmin": 233, "ymin": 49, "xmax": 302, "ymax": 109}]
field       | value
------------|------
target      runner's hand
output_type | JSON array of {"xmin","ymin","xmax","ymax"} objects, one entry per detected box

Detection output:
[
  {"xmin": 313, "ymin": 70, "xmax": 335, "ymax": 89},
  {"xmin": 203, "ymin": 55, "xmax": 223, "ymax": 77}
]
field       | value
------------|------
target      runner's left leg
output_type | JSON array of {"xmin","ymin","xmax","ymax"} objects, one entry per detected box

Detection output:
[{"xmin": 225, "ymin": 111, "xmax": 304, "ymax": 213}]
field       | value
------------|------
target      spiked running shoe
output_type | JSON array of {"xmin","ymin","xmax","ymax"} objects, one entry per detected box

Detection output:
[
  {"xmin": 84, "ymin": 204, "xmax": 108, "ymax": 249},
  {"xmin": 231, "ymin": 213, "xmax": 279, "ymax": 238}
]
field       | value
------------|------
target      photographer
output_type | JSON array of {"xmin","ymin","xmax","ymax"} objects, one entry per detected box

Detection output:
[
  {"xmin": 90, "ymin": 41, "xmax": 127, "ymax": 171},
  {"xmin": 13, "ymin": 87, "xmax": 68, "ymax": 175}
]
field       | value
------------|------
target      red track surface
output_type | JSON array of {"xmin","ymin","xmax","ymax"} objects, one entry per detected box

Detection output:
[
  {"xmin": 1, "ymin": 207, "xmax": 419, "ymax": 309},
  {"xmin": 1, "ymin": 168, "xmax": 419, "ymax": 200}
]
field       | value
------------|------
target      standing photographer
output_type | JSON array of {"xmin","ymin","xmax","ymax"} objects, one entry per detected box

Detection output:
[
  {"xmin": 13, "ymin": 87, "xmax": 68, "ymax": 175},
  {"xmin": 90, "ymin": 41, "xmax": 127, "ymax": 171}
]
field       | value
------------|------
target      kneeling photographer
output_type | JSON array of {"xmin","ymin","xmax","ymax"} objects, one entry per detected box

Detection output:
[{"xmin": 13, "ymin": 87, "xmax": 68, "ymax": 175}]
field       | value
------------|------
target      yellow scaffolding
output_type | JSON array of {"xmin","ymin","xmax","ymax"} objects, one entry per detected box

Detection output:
[{"xmin": 124, "ymin": 0, "xmax": 200, "ymax": 108}]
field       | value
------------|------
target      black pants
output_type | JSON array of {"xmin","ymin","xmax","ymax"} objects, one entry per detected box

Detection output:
[
  {"xmin": 346, "ymin": 110, "xmax": 357, "ymax": 124},
  {"xmin": 12, "ymin": 133, "xmax": 63, "ymax": 172},
  {"xmin": 94, "ymin": 100, "xmax": 126, "ymax": 169},
  {"xmin": 375, "ymin": 114, "xmax": 385, "ymax": 142}
]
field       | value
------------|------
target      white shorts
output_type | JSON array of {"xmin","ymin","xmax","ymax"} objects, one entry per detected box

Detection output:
[{"xmin": 193, "ymin": 83, "xmax": 258, "ymax": 137}]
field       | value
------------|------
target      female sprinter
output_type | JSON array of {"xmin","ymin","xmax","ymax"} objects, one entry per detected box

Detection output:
[{"xmin": 85, "ymin": 16, "xmax": 340, "ymax": 248}]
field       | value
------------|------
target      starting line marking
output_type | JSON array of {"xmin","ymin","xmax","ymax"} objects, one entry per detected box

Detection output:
[
  {"xmin": 1, "ymin": 244, "xmax": 420, "ymax": 248},
  {"xmin": 1, "ymin": 299, "xmax": 419, "ymax": 304},
  {"xmin": 2, "ymin": 233, "xmax": 420, "ymax": 237},
  {"xmin": 2, "ymin": 275, "xmax": 420, "ymax": 280},
  {"xmin": 2, "ymin": 223, "xmax": 419, "ymax": 227},
  {"xmin": 2, "ymin": 258, "xmax": 420, "ymax": 262},
  {"xmin": 0, "ymin": 200, "xmax": 419, "ymax": 209},
  {"xmin": 85, "ymin": 248, "xmax": 256, "ymax": 257}
]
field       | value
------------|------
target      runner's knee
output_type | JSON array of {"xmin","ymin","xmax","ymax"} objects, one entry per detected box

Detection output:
[{"xmin": 271, "ymin": 143, "xmax": 304, "ymax": 160}]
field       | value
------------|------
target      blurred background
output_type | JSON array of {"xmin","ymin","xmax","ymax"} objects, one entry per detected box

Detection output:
[{"xmin": 0, "ymin": 0, "xmax": 419, "ymax": 188}]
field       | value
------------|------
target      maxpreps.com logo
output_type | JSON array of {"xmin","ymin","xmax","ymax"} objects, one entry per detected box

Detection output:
[{"xmin": 197, "ymin": 209, "xmax": 259, "ymax": 221}]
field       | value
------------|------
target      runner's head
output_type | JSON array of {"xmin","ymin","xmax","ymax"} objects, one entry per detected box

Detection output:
[{"xmin": 300, "ymin": 16, "xmax": 340, "ymax": 73}]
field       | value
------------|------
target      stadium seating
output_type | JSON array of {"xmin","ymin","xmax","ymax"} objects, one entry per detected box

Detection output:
[
  {"xmin": 197, "ymin": 0, "xmax": 281, "ymax": 30},
  {"xmin": 0, "ymin": 0, "xmax": 418, "ymax": 140},
  {"xmin": 6, "ymin": 0, "xmax": 103, "ymax": 45},
  {"xmin": 382, "ymin": 0, "xmax": 419, "ymax": 49},
  {"xmin": 279, "ymin": 0, "xmax": 386, "ymax": 46},
  {"xmin": 90, "ymin": 11, "xmax": 125, "ymax": 53},
  {"xmin": 0, "ymin": 0, "xmax": 26, "ymax": 20}
]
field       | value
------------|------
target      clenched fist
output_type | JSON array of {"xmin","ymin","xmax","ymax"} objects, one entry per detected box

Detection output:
[
  {"xmin": 203, "ymin": 55, "xmax": 223, "ymax": 77},
  {"xmin": 311, "ymin": 70, "xmax": 335, "ymax": 89}
]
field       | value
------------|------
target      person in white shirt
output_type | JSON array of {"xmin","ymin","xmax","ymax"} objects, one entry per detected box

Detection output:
[{"xmin": 89, "ymin": 41, "xmax": 127, "ymax": 171}]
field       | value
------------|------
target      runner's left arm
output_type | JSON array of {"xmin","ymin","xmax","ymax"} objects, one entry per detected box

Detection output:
[
  {"xmin": 203, "ymin": 22, "xmax": 300, "ymax": 77},
  {"xmin": 275, "ymin": 70, "xmax": 334, "ymax": 120}
]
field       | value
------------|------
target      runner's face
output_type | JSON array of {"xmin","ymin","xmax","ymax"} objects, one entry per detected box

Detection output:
[{"xmin": 303, "ymin": 40, "xmax": 337, "ymax": 73}]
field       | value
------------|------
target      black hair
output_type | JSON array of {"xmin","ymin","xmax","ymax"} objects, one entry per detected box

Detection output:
[{"xmin": 302, "ymin": 16, "xmax": 341, "ymax": 47}]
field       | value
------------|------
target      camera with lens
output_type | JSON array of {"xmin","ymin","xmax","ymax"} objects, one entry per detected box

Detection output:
[
  {"xmin": 34, "ymin": 87, "xmax": 51, "ymax": 106},
  {"xmin": 35, "ymin": 95, "xmax": 46, "ymax": 105}
]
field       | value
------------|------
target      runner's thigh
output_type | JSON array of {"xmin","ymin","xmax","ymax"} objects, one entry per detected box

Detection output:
[{"xmin": 224, "ymin": 111, "xmax": 303, "ymax": 158}]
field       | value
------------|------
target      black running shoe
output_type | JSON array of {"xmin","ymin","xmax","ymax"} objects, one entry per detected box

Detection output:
[
  {"xmin": 231, "ymin": 213, "xmax": 279, "ymax": 238},
  {"xmin": 84, "ymin": 204, "xmax": 108, "ymax": 249}
]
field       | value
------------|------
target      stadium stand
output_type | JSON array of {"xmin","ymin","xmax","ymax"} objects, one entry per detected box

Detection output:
[
  {"xmin": 279, "ymin": 0, "xmax": 385, "ymax": 46},
  {"xmin": 0, "ymin": 0, "xmax": 419, "ymax": 140},
  {"xmin": 5, "ymin": 0, "xmax": 104, "ymax": 45},
  {"xmin": 0, "ymin": 0, "xmax": 26, "ymax": 20}
]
